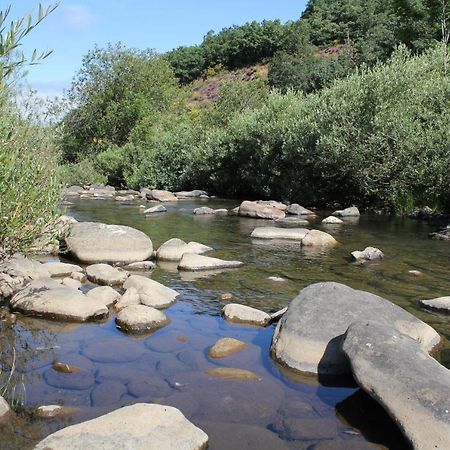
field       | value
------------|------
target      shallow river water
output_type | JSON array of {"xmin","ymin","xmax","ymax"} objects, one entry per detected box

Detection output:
[{"xmin": 1, "ymin": 197, "xmax": 449, "ymax": 449}]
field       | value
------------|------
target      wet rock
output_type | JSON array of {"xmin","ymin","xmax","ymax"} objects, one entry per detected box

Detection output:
[
  {"xmin": 351, "ymin": 247, "xmax": 384, "ymax": 261},
  {"xmin": 145, "ymin": 334, "xmax": 188, "ymax": 353},
  {"xmin": 322, "ymin": 216, "xmax": 343, "ymax": 224},
  {"xmin": 128, "ymin": 377, "xmax": 172, "ymax": 398},
  {"xmin": 91, "ymin": 380, "xmax": 127, "ymax": 406},
  {"xmin": 219, "ymin": 292, "xmax": 235, "ymax": 302},
  {"xmin": 267, "ymin": 276, "xmax": 286, "ymax": 283},
  {"xmin": 286, "ymin": 204, "xmax": 315, "ymax": 216},
  {"xmin": 420, "ymin": 296, "xmax": 450, "ymax": 313},
  {"xmin": 114, "ymin": 287, "xmax": 141, "ymax": 312},
  {"xmin": 178, "ymin": 254, "xmax": 243, "ymax": 271},
  {"xmin": 70, "ymin": 272, "xmax": 87, "ymax": 283},
  {"xmin": 270, "ymin": 417, "xmax": 338, "ymax": 440},
  {"xmin": 342, "ymin": 321, "xmax": 450, "ymax": 450},
  {"xmin": 0, "ymin": 396, "xmax": 10, "ymax": 419},
  {"xmin": 251, "ymin": 227, "xmax": 308, "ymax": 240},
  {"xmin": 43, "ymin": 262, "xmax": 83, "ymax": 277},
  {"xmin": 44, "ymin": 366, "xmax": 94, "ymax": 390},
  {"xmin": 333, "ymin": 206, "xmax": 360, "ymax": 217},
  {"xmin": 116, "ymin": 305, "xmax": 170, "ymax": 333},
  {"xmin": 222, "ymin": 304, "xmax": 270, "ymax": 326},
  {"xmin": 302, "ymin": 229, "xmax": 337, "ymax": 247},
  {"xmin": 65, "ymin": 222, "xmax": 153, "ymax": 264},
  {"xmin": 147, "ymin": 189, "xmax": 178, "ymax": 202},
  {"xmin": 144, "ymin": 205, "xmax": 167, "ymax": 214},
  {"xmin": 62, "ymin": 277, "xmax": 82, "ymax": 289},
  {"xmin": 83, "ymin": 338, "xmax": 145, "ymax": 363},
  {"xmin": 86, "ymin": 263, "xmax": 128, "ymax": 286},
  {"xmin": 86, "ymin": 286, "xmax": 121, "ymax": 307},
  {"xmin": 122, "ymin": 261, "xmax": 155, "ymax": 271},
  {"xmin": 123, "ymin": 275, "xmax": 179, "ymax": 309},
  {"xmin": 10, "ymin": 280, "xmax": 108, "ymax": 322},
  {"xmin": 156, "ymin": 238, "xmax": 213, "ymax": 262},
  {"xmin": 175, "ymin": 190, "xmax": 208, "ymax": 198},
  {"xmin": 34, "ymin": 403, "xmax": 209, "ymax": 450},
  {"xmin": 270, "ymin": 282, "xmax": 440, "ymax": 375},
  {"xmin": 429, "ymin": 225, "xmax": 450, "ymax": 240},
  {"xmin": 52, "ymin": 362, "xmax": 81, "ymax": 373},
  {"xmin": 35, "ymin": 405, "xmax": 78, "ymax": 419},
  {"xmin": 277, "ymin": 397, "xmax": 316, "ymax": 418},
  {"xmin": 238, "ymin": 200, "xmax": 285, "ymax": 220},
  {"xmin": 205, "ymin": 367, "xmax": 260, "ymax": 381},
  {"xmin": 208, "ymin": 338, "xmax": 248, "ymax": 359},
  {"xmin": 274, "ymin": 216, "xmax": 309, "ymax": 227}
]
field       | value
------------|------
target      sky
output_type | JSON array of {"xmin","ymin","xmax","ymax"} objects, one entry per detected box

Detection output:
[{"xmin": 3, "ymin": 1, "xmax": 307, "ymax": 98}]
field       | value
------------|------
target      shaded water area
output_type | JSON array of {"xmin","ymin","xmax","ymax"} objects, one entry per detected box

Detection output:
[{"xmin": 2, "ymin": 197, "xmax": 450, "ymax": 449}]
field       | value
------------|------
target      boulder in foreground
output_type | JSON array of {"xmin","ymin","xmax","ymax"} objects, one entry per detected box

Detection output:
[
  {"xmin": 65, "ymin": 222, "xmax": 153, "ymax": 264},
  {"xmin": 34, "ymin": 403, "xmax": 209, "ymax": 450},
  {"xmin": 270, "ymin": 282, "xmax": 440, "ymax": 375},
  {"xmin": 342, "ymin": 321, "xmax": 450, "ymax": 450},
  {"xmin": 178, "ymin": 254, "xmax": 244, "ymax": 271}
]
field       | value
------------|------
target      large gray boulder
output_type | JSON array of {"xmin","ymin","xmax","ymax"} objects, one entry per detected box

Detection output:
[
  {"xmin": 86, "ymin": 263, "xmax": 128, "ymax": 286},
  {"xmin": 270, "ymin": 282, "xmax": 440, "ymax": 375},
  {"xmin": 10, "ymin": 279, "xmax": 108, "ymax": 322},
  {"xmin": 238, "ymin": 201, "xmax": 285, "ymax": 220},
  {"xmin": 123, "ymin": 275, "xmax": 179, "ymax": 309},
  {"xmin": 178, "ymin": 254, "xmax": 244, "ymax": 271},
  {"xmin": 156, "ymin": 238, "xmax": 212, "ymax": 262},
  {"xmin": 33, "ymin": 403, "xmax": 209, "ymax": 449},
  {"xmin": 116, "ymin": 305, "xmax": 170, "ymax": 333},
  {"xmin": 342, "ymin": 321, "xmax": 450, "ymax": 450},
  {"xmin": 147, "ymin": 189, "xmax": 178, "ymax": 202},
  {"xmin": 65, "ymin": 222, "xmax": 153, "ymax": 264}
]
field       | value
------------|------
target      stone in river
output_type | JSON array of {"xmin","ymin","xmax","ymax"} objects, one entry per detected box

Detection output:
[
  {"xmin": 62, "ymin": 277, "xmax": 82, "ymax": 289},
  {"xmin": 301, "ymin": 229, "xmax": 337, "ymax": 247},
  {"xmin": 114, "ymin": 286, "xmax": 141, "ymax": 312},
  {"xmin": 83, "ymin": 338, "xmax": 145, "ymax": 363},
  {"xmin": 147, "ymin": 189, "xmax": 178, "ymax": 202},
  {"xmin": 34, "ymin": 403, "xmax": 209, "ymax": 450},
  {"xmin": 144, "ymin": 205, "xmax": 167, "ymax": 214},
  {"xmin": 91, "ymin": 380, "xmax": 127, "ymax": 406},
  {"xmin": 35, "ymin": 405, "xmax": 78, "ymax": 419},
  {"xmin": 86, "ymin": 286, "xmax": 121, "ymax": 307},
  {"xmin": 238, "ymin": 200, "xmax": 285, "ymax": 220},
  {"xmin": 65, "ymin": 221, "xmax": 153, "ymax": 264},
  {"xmin": 43, "ymin": 366, "xmax": 94, "ymax": 390},
  {"xmin": 208, "ymin": 338, "xmax": 248, "ymax": 359},
  {"xmin": 270, "ymin": 282, "xmax": 440, "ymax": 375},
  {"xmin": 270, "ymin": 417, "xmax": 338, "ymax": 440},
  {"xmin": 156, "ymin": 238, "xmax": 213, "ymax": 262},
  {"xmin": 333, "ymin": 206, "xmax": 360, "ymax": 217},
  {"xmin": 128, "ymin": 377, "xmax": 172, "ymax": 398},
  {"xmin": 205, "ymin": 367, "xmax": 260, "ymax": 381},
  {"xmin": 322, "ymin": 216, "xmax": 343, "ymax": 224},
  {"xmin": 351, "ymin": 247, "xmax": 384, "ymax": 261},
  {"xmin": 222, "ymin": 304, "xmax": 270, "ymax": 327},
  {"xmin": 43, "ymin": 262, "xmax": 83, "ymax": 277},
  {"xmin": 420, "ymin": 296, "xmax": 450, "ymax": 313},
  {"xmin": 178, "ymin": 254, "xmax": 243, "ymax": 271},
  {"xmin": 286, "ymin": 204, "xmax": 315, "ymax": 216},
  {"xmin": 116, "ymin": 304, "xmax": 170, "ymax": 333},
  {"xmin": 250, "ymin": 227, "xmax": 308, "ymax": 241},
  {"xmin": 342, "ymin": 320, "xmax": 450, "ymax": 450},
  {"xmin": 86, "ymin": 263, "xmax": 128, "ymax": 286}
]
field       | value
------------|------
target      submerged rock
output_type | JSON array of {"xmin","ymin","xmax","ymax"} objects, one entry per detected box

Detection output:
[
  {"xmin": 193, "ymin": 207, "xmax": 221, "ymax": 215},
  {"xmin": 10, "ymin": 279, "xmax": 108, "ymax": 322},
  {"xmin": 205, "ymin": 367, "xmax": 260, "ymax": 381},
  {"xmin": 238, "ymin": 200, "xmax": 285, "ymax": 220},
  {"xmin": 116, "ymin": 304, "xmax": 170, "ymax": 333},
  {"xmin": 274, "ymin": 216, "xmax": 309, "ymax": 227},
  {"xmin": 420, "ymin": 296, "xmax": 450, "ymax": 313},
  {"xmin": 208, "ymin": 338, "xmax": 248, "ymax": 359},
  {"xmin": 333, "ymin": 206, "xmax": 360, "ymax": 217},
  {"xmin": 65, "ymin": 222, "xmax": 153, "ymax": 264},
  {"xmin": 222, "ymin": 304, "xmax": 270, "ymax": 326},
  {"xmin": 351, "ymin": 247, "xmax": 384, "ymax": 261},
  {"xmin": 270, "ymin": 282, "xmax": 440, "ymax": 375},
  {"xmin": 178, "ymin": 254, "xmax": 244, "ymax": 271},
  {"xmin": 429, "ymin": 225, "xmax": 450, "ymax": 240},
  {"xmin": 34, "ymin": 403, "xmax": 209, "ymax": 450},
  {"xmin": 123, "ymin": 275, "xmax": 179, "ymax": 309},
  {"xmin": 86, "ymin": 263, "xmax": 128, "ymax": 286},
  {"xmin": 342, "ymin": 321, "xmax": 450, "ymax": 450},
  {"xmin": 286, "ymin": 204, "xmax": 315, "ymax": 216},
  {"xmin": 35, "ymin": 405, "xmax": 78, "ymax": 419},
  {"xmin": 156, "ymin": 238, "xmax": 212, "ymax": 262}
]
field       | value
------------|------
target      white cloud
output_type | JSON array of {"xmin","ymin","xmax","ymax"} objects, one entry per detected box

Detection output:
[{"xmin": 63, "ymin": 4, "xmax": 96, "ymax": 29}]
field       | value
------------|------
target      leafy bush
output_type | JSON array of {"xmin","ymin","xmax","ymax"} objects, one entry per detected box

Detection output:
[{"xmin": 60, "ymin": 159, "xmax": 107, "ymax": 186}]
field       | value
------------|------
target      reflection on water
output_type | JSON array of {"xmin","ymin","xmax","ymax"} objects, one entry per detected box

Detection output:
[{"xmin": 3, "ymin": 197, "xmax": 449, "ymax": 448}]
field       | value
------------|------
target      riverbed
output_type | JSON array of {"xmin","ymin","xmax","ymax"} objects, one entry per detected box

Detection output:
[{"xmin": 1, "ymin": 197, "xmax": 449, "ymax": 449}]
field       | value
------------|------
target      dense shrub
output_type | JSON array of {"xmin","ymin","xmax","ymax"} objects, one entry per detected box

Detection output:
[{"xmin": 60, "ymin": 158, "xmax": 107, "ymax": 186}]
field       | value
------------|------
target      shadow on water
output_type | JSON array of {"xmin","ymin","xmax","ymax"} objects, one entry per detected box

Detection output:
[{"xmin": 1, "ymin": 197, "xmax": 448, "ymax": 448}]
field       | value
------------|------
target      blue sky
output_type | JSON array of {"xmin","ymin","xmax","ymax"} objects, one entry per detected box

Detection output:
[{"xmin": 4, "ymin": 1, "xmax": 307, "ymax": 98}]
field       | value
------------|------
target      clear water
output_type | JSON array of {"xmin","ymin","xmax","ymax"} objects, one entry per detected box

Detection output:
[{"xmin": 1, "ymin": 197, "xmax": 449, "ymax": 449}]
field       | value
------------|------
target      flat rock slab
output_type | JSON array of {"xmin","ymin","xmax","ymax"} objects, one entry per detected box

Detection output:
[
  {"xmin": 116, "ymin": 305, "xmax": 170, "ymax": 333},
  {"xmin": 83, "ymin": 338, "xmax": 145, "ymax": 363},
  {"xmin": 175, "ymin": 190, "xmax": 208, "ymax": 198},
  {"xmin": 238, "ymin": 200, "xmax": 285, "ymax": 220},
  {"xmin": 44, "ymin": 367, "xmax": 95, "ymax": 391},
  {"xmin": 123, "ymin": 275, "xmax": 179, "ymax": 309},
  {"xmin": 2, "ymin": 253, "xmax": 51, "ymax": 280},
  {"xmin": 205, "ymin": 367, "xmax": 260, "ymax": 381},
  {"xmin": 208, "ymin": 338, "xmax": 248, "ymax": 359},
  {"xmin": 222, "ymin": 304, "xmax": 270, "ymax": 326},
  {"xmin": 35, "ymin": 405, "xmax": 78, "ymax": 419},
  {"xmin": 178, "ymin": 254, "xmax": 243, "ymax": 271},
  {"xmin": 302, "ymin": 230, "xmax": 337, "ymax": 247},
  {"xmin": 156, "ymin": 238, "xmax": 213, "ymax": 262},
  {"xmin": 333, "ymin": 206, "xmax": 360, "ymax": 217},
  {"xmin": 251, "ymin": 227, "xmax": 309, "ymax": 240},
  {"xmin": 270, "ymin": 282, "xmax": 440, "ymax": 375},
  {"xmin": 43, "ymin": 262, "xmax": 83, "ymax": 277},
  {"xmin": 274, "ymin": 217, "xmax": 309, "ymax": 227},
  {"xmin": 86, "ymin": 286, "xmax": 121, "ymax": 307},
  {"xmin": 86, "ymin": 263, "xmax": 128, "ymax": 286},
  {"xmin": 122, "ymin": 261, "xmax": 155, "ymax": 271},
  {"xmin": 342, "ymin": 321, "xmax": 450, "ymax": 450},
  {"xmin": 65, "ymin": 222, "xmax": 153, "ymax": 264},
  {"xmin": 420, "ymin": 296, "xmax": 450, "ymax": 313},
  {"xmin": 10, "ymin": 280, "xmax": 108, "ymax": 322},
  {"xmin": 34, "ymin": 403, "xmax": 209, "ymax": 450}
]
